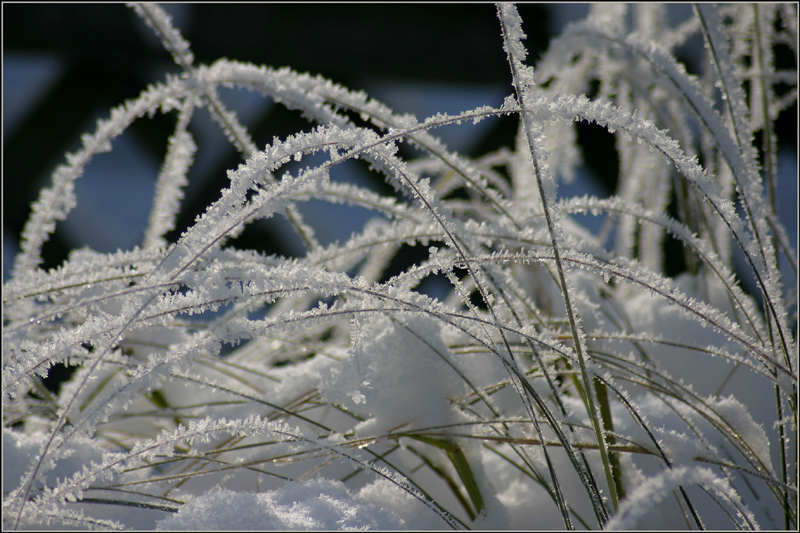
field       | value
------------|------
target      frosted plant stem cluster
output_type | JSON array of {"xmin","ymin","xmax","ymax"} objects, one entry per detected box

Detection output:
[{"xmin": 3, "ymin": 3, "xmax": 796, "ymax": 530}]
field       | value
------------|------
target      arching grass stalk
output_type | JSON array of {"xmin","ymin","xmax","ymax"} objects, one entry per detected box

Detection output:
[{"xmin": 497, "ymin": 3, "xmax": 621, "ymax": 519}]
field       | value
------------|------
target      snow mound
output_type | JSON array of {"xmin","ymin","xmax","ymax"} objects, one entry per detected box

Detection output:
[{"xmin": 155, "ymin": 478, "xmax": 406, "ymax": 530}]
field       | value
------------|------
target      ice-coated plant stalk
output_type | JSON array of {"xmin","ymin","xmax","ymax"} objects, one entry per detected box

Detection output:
[{"xmin": 497, "ymin": 2, "xmax": 619, "ymax": 521}]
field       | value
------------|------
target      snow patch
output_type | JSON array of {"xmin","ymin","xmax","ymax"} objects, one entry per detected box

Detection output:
[
  {"xmin": 155, "ymin": 478, "xmax": 406, "ymax": 530},
  {"xmin": 322, "ymin": 315, "xmax": 468, "ymax": 436}
]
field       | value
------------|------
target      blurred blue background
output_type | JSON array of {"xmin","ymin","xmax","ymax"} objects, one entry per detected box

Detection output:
[{"xmin": 4, "ymin": 4, "xmax": 796, "ymax": 291}]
